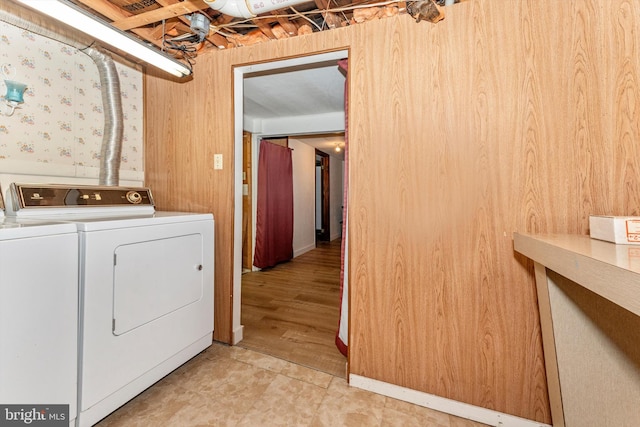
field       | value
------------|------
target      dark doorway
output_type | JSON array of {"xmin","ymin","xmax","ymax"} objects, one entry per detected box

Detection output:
[{"xmin": 315, "ymin": 149, "xmax": 330, "ymax": 243}]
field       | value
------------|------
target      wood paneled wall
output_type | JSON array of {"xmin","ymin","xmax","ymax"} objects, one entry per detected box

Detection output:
[{"xmin": 144, "ymin": 1, "xmax": 640, "ymax": 423}]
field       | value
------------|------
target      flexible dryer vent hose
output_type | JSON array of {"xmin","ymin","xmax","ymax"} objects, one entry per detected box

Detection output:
[{"xmin": 84, "ymin": 46, "xmax": 123, "ymax": 187}]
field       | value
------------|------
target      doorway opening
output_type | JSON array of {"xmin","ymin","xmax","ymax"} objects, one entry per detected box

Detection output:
[
  {"xmin": 232, "ymin": 50, "xmax": 349, "ymax": 375},
  {"xmin": 315, "ymin": 149, "xmax": 330, "ymax": 243}
]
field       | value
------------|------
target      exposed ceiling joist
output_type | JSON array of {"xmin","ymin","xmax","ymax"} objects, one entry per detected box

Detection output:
[
  {"xmin": 269, "ymin": 9, "xmax": 299, "ymax": 37},
  {"xmin": 74, "ymin": 0, "xmax": 165, "ymax": 47},
  {"xmin": 112, "ymin": 0, "xmax": 207, "ymax": 31}
]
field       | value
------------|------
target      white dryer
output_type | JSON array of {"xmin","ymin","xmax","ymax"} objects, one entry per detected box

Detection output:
[
  {"xmin": 9, "ymin": 184, "xmax": 214, "ymax": 427},
  {"xmin": 0, "ymin": 188, "xmax": 79, "ymax": 427}
]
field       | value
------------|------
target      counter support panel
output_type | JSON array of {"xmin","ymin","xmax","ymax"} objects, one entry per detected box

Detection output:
[{"xmin": 514, "ymin": 233, "xmax": 640, "ymax": 427}]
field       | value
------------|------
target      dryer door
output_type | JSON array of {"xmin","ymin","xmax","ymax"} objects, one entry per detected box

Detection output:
[{"xmin": 112, "ymin": 233, "xmax": 203, "ymax": 335}]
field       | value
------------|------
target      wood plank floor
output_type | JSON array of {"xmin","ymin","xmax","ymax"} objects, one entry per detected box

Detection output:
[{"xmin": 239, "ymin": 238, "xmax": 347, "ymax": 378}]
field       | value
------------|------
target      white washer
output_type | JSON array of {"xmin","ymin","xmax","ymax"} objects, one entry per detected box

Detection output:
[
  {"xmin": 9, "ymin": 184, "xmax": 214, "ymax": 427},
  {"xmin": 0, "ymin": 190, "xmax": 78, "ymax": 427}
]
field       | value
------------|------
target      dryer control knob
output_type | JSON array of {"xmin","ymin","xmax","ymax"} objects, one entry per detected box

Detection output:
[
  {"xmin": 197, "ymin": 264, "xmax": 203, "ymax": 271},
  {"xmin": 126, "ymin": 191, "xmax": 142, "ymax": 204}
]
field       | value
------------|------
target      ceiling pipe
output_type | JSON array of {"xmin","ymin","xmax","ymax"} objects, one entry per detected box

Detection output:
[{"xmin": 204, "ymin": 0, "xmax": 309, "ymax": 18}]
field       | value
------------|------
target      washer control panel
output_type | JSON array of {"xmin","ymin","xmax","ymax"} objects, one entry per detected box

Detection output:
[{"xmin": 10, "ymin": 183, "xmax": 155, "ymax": 209}]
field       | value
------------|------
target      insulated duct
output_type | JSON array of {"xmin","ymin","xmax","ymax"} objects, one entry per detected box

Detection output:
[
  {"xmin": 204, "ymin": 0, "xmax": 309, "ymax": 18},
  {"xmin": 0, "ymin": 4, "xmax": 124, "ymax": 186}
]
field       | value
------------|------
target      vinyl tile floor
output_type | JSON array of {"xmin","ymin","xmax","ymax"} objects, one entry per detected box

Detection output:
[{"xmin": 96, "ymin": 342, "xmax": 489, "ymax": 427}]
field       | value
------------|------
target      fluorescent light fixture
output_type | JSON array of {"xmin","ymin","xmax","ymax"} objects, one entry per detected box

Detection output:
[{"xmin": 16, "ymin": 0, "xmax": 192, "ymax": 77}]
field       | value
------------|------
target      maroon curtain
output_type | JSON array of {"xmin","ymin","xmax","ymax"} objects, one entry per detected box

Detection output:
[
  {"xmin": 335, "ymin": 58, "xmax": 349, "ymax": 357},
  {"xmin": 253, "ymin": 140, "xmax": 294, "ymax": 269}
]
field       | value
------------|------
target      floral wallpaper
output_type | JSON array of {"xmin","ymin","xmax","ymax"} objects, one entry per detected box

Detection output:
[{"xmin": 0, "ymin": 20, "xmax": 144, "ymax": 181}]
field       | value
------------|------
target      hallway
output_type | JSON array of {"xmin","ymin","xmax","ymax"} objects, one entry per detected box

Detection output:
[{"xmin": 239, "ymin": 239, "xmax": 345, "ymax": 377}]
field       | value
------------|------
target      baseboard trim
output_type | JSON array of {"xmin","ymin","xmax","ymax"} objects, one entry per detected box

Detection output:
[
  {"xmin": 348, "ymin": 375, "xmax": 551, "ymax": 427},
  {"xmin": 293, "ymin": 243, "xmax": 316, "ymax": 258},
  {"xmin": 232, "ymin": 325, "xmax": 244, "ymax": 345}
]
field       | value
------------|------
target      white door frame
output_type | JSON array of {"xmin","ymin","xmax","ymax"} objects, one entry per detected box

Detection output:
[{"xmin": 232, "ymin": 50, "xmax": 349, "ymax": 344}]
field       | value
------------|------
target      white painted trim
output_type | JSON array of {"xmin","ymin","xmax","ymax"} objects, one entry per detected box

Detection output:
[
  {"xmin": 233, "ymin": 67, "xmax": 245, "ymax": 341},
  {"xmin": 232, "ymin": 325, "xmax": 244, "ymax": 345},
  {"xmin": 349, "ymin": 375, "xmax": 551, "ymax": 427}
]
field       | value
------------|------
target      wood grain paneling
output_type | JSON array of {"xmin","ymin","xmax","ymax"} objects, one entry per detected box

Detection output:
[
  {"xmin": 145, "ymin": 0, "xmax": 640, "ymax": 423},
  {"xmin": 242, "ymin": 131, "xmax": 253, "ymax": 270}
]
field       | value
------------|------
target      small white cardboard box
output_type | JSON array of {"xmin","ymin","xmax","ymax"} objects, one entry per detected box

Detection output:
[{"xmin": 589, "ymin": 215, "xmax": 640, "ymax": 245}]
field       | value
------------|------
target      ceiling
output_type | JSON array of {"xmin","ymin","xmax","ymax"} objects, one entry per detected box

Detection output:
[
  {"xmin": 244, "ymin": 61, "xmax": 346, "ymax": 158},
  {"xmin": 8, "ymin": 0, "xmax": 453, "ymax": 69},
  {"xmin": 243, "ymin": 60, "xmax": 346, "ymax": 120}
]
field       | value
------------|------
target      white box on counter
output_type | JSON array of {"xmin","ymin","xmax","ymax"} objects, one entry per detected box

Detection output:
[{"xmin": 589, "ymin": 215, "xmax": 640, "ymax": 245}]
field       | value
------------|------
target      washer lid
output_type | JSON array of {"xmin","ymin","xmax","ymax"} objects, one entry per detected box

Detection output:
[{"xmin": 0, "ymin": 218, "xmax": 77, "ymax": 240}]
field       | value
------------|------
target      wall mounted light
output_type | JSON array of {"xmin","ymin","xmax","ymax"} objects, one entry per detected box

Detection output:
[
  {"xmin": 0, "ymin": 64, "xmax": 27, "ymax": 117},
  {"xmin": 334, "ymin": 143, "xmax": 344, "ymax": 153},
  {"xmin": 15, "ymin": 0, "xmax": 192, "ymax": 78},
  {"xmin": 1, "ymin": 80, "xmax": 27, "ymax": 115},
  {"xmin": 4, "ymin": 80, "xmax": 27, "ymax": 104}
]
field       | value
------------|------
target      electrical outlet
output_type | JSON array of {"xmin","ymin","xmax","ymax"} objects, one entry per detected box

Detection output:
[{"xmin": 214, "ymin": 154, "xmax": 223, "ymax": 170}]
